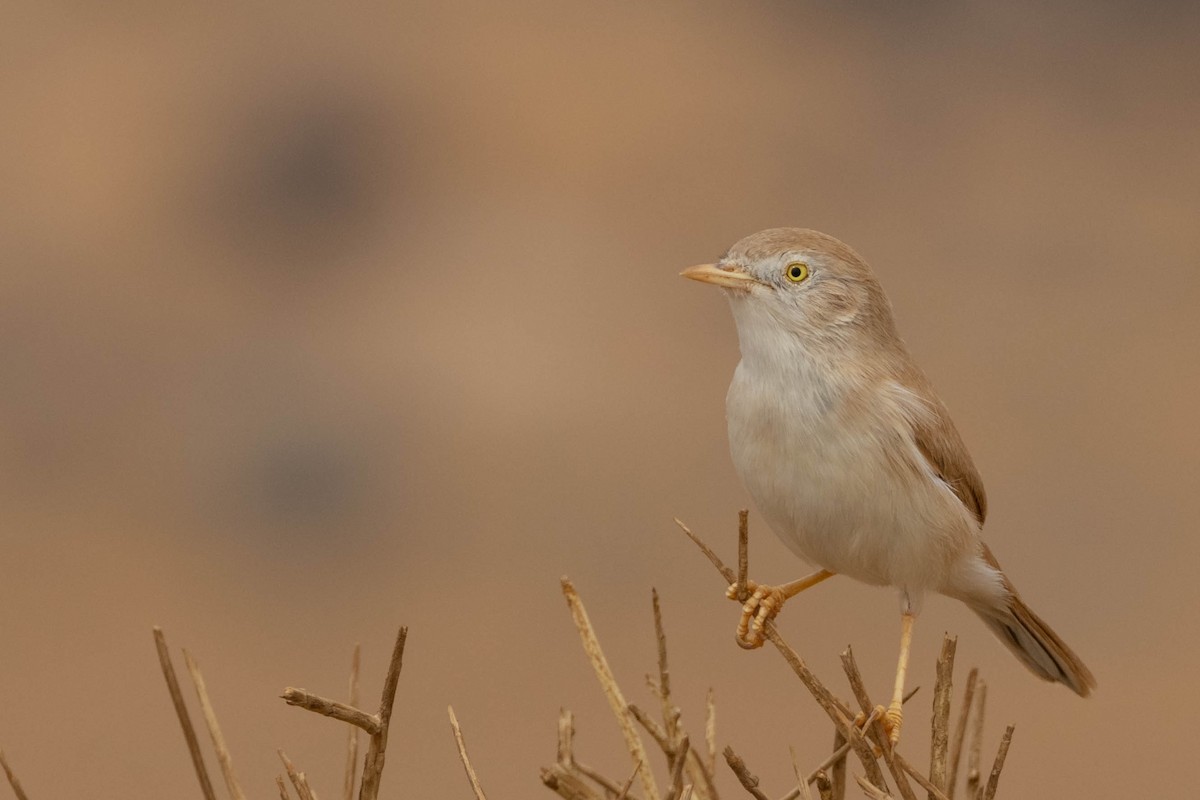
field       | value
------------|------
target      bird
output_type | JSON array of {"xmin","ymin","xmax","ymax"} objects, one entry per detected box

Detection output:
[{"xmin": 681, "ymin": 228, "xmax": 1094, "ymax": 744}]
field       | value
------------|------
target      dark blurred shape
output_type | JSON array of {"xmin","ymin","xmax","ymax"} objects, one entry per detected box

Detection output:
[{"xmin": 205, "ymin": 83, "xmax": 398, "ymax": 275}]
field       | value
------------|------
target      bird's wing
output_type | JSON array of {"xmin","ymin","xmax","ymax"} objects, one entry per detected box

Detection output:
[{"xmin": 894, "ymin": 371, "xmax": 989, "ymax": 526}]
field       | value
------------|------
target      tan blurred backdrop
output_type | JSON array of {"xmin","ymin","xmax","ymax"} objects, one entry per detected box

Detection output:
[{"xmin": 1, "ymin": 1, "xmax": 1198, "ymax": 796}]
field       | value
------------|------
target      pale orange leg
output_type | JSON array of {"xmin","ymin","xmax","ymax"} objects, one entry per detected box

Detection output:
[
  {"xmin": 877, "ymin": 611, "xmax": 915, "ymax": 746},
  {"xmin": 725, "ymin": 569, "xmax": 835, "ymax": 648}
]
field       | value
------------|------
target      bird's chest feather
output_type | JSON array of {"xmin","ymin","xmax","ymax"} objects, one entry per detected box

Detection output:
[{"xmin": 726, "ymin": 354, "xmax": 942, "ymax": 585}]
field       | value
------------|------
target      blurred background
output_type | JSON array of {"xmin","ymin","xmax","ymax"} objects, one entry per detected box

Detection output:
[{"xmin": 1, "ymin": 1, "xmax": 1198, "ymax": 796}]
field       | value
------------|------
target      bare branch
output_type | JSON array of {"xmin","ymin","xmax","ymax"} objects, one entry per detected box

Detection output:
[
  {"xmin": 344, "ymin": 644, "xmax": 361, "ymax": 800},
  {"xmin": 815, "ymin": 772, "xmax": 833, "ymax": 800},
  {"xmin": 183, "ymin": 649, "xmax": 247, "ymax": 800},
  {"xmin": 672, "ymin": 519, "xmax": 737, "ymax": 584},
  {"xmin": 736, "ymin": 510, "xmax": 750, "ymax": 602},
  {"xmin": 557, "ymin": 708, "xmax": 576, "ymax": 767},
  {"xmin": 278, "ymin": 749, "xmax": 318, "ymax": 800},
  {"xmin": 945, "ymin": 669, "xmax": 977, "ymax": 800},
  {"xmin": 853, "ymin": 776, "xmax": 894, "ymax": 800},
  {"xmin": 152, "ymin": 628, "xmax": 217, "ymax": 800},
  {"xmin": 0, "ymin": 751, "xmax": 30, "ymax": 800},
  {"xmin": 562, "ymin": 578, "xmax": 661, "ymax": 800},
  {"xmin": 652, "ymin": 589, "xmax": 677, "ymax": 741},
  {"xmin": 929, "ymin": 636, "xmax": 956, "ymax": 800},
  {"xmin": 541, "ymin": 765, "xmax": 604, "ymax": 800},
  {"xmin": 617, "ymin": 761, "xmax": 643, "ymax": 800},
  {"xmin": 277, "ymin": 775, "xmax": 292, "ymax": 800},
  {"xmin": 980, "ymin": 726, "xmax": 1013, "ymax": 800},
  {"xmin": 964, "ymin": 683, "xmax": 986, "ymax": 800},
  {"xmin": 705, "ymin": 689, "xmax": 717, "ymax": 778},
  {"xmin": 282, "ymin": 689, "xmax": 380, "ymax": 735},
  {"xmin": 837, "ymin": 647, "xmax": 916, "ymax": 800},
  {"xmin": 723, "ymin": 746, "xmax": 770, "ymax": 800},
  {"xmin": 358, "ymin": 625, "xmax": 408, "ymax": 800},
  {"xmin": 667, "ymin": 736, "xmax": 691, "ymax": 800},
  {"xmin": 448, "ymin": 706, "xmax": 488, "ymax": 800}
]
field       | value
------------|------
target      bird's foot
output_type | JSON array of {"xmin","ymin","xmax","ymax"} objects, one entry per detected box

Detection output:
[
  {"xmin": 877, "ymin": 702, "xmax": 903, "ymax": 747},
  {"xmin": 725, "ymin": 579, "xmax": 787, "ymax": 649}
]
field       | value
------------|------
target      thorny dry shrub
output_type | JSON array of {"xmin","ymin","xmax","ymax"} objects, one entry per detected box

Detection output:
[{"xmin": 0, "ymin": 512, "xmax": 1016, "ymax": 800}]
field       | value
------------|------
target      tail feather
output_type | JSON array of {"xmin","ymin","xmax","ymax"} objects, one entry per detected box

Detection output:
[{"xmin": 971, "ymin": 594, "xmax": 1096, "ymax": 697}]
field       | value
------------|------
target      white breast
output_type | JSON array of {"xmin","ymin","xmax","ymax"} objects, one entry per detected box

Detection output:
[{"xmin": 724, "ymin": 308, "xmax": 976, "ymax": 595}]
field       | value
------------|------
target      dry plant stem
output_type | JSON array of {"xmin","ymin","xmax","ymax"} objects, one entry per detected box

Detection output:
[
  {"xmin": 358, "ymin": 626, "xmax": 408, "ymax": 800},
  {"xmin": 945, "ymin": 670, "xmax": 977, "ymax": 800},
  {"xmin": 667, "ymin": 736, "xmax": 691, "ymax": 800},
  {"xmin": 152, "ymin": 628, "xmax": 217, "ymax": 800},
  {"xmin": 629, "ymin": 705, "xmax": 672, "ymax": 753},
  {"xmin": 278, "ymin": 749, "xmax": 318, "ymax": 800},
  {"xmin": 723, "ymin": 746, "xmax": 770, "ymax": 800},
  {"xmin": 653, "ymin": 589, "xmax": 677, "ymax": 740},
  {"xmin": 830, "ymin": 652, "xmax": 897, "ymax": 796},
  {"xmin": 448, "ymin": 706, "xmax": 489, "ymax": 800},
  {"xmin": 837, "ymin": 647, "xmax": 916, "ymax": 800},
  {"xmin": 889, "ymin": 756, "xmax": 948, "ymax": 800},
  {"xmin": 541, "ymin": 766, "xmax": 604, "ymax": 800},
  {"xmin": 673, "ymin": 519, "xmax": 738, "ymax": 585},
  {"xmin": 928, "ymin": 637, "xmax": 956, "ymax": 800},
  {"xmin": 854, "ymin": 776, "xmax": 894, "ymax": 800},
  {"xmin": 562, "ymin": 578, "xmax": 662, "ymax": 800},
  {"xmin": 815, "ymin": 772, "xmax": 834, "ymax": 800},
  {"xmin": 829, "ymin": 730, "xmax": 847, "ymax": 800},
  {"xmin": 344, "ymin": 644, "xmax": 361, "ymax": 800},
  {"xmin": 281, "ymin": 689, "xmax": 381, "ymax": 735},
  {"xmin": 183, "ymin": 649, "xmax": 247, "ymax": 800},
  {"xmin": 980, "ymin": 726, "xmax": 1013, "ymax": 800},
  {"xmin": 963, "ymin": 683, "xmax": 986, "ymax": 800},
  {"xmin": 674, "ymin": 519, "xmax": 879, "ymax": 788},
  {"xmin": 557, "ymin": 709, "xmax": 576, "ymax": 767},
  {"xmin": 0, "ymin": 751, "xmax": 29, "ymax": 800},
  {"xmin": 277, "ymin": 775, "xmax": 292, "ymax": 800},
  {"xmin": 617, "ymin": 761, "xmax": 643, "ymax": 800},
  {"xmin": 575, "ymin": 762, "xmax": 633, "ymax": 798},
  {"xmin": 736, "ymin": 510, "xmax": 750, "ymax": 602},
  {"xmin": 705, "ymin": 689, "xmax": 717, "ymax": 778}
]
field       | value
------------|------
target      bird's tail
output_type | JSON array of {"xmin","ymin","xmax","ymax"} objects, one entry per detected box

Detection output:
[{"xmin": 969, "ymin": 593, "xmax": 1096, "ymax": 697}]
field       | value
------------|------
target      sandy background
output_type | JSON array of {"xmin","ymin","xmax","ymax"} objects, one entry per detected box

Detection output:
[{"xmin": 2, "ymin": 1, "xmax": 1198, "ymax": 797}]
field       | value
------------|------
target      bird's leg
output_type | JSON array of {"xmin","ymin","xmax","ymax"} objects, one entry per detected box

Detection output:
[
  {"xmin": 877, "ymin": 610, "xmax": 916, "ymax": 746},
  {"xmin": 726, "ymin": 569, "xmax": 835, "ymax": 649}
]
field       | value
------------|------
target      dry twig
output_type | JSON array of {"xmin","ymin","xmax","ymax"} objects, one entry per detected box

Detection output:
[
  {"xmin": 945, "ymin": 670, "xmax": 977, "ymax": 800},
  {"xmin": 815, "ymin": 772, "xmax": 834, "ymax": 800},
  {"xmin": 277, "ymin": 775, "xmax": 292, "ymax": 800},
  {"xmin": 980, "ymin": 726, "xmax": 1013, "ymax": 800},
  {"xmin": 723, "ymin": 746, "xmax": 770, "ymax": 800},
  {"xmin": 344, "ymin": 644, "xmax": 361, "ymax": 800},
  {"xmin": 964, "ymin": 683, "xmax": 986, "ymax": 800},
  {"xmin": 562, "ymin": 578, "xmax": 661, "ymax": 800},
  {"xmin": 837, "ymin": 647, "xmax": 915, "ymax": 800},
  {"xmin": 0, "ymin": 751, "xmax": 29, "ymax": 800},
  {"xmin": 448, "ymin": 706, "xmax": 488, "ymax": 800},
  {"xmin": 183, "ymin": 649, "xmax": 247, "ymax": 800},
  {"xmin": 928, "ymin": 637, "xmax": 956, "ymax": 800},
  {"xmin": 278, "ymin": 749, "xmax": 318, "ymax": 800},
  {"xmin": 281, "ymin": 689, "xmax": 380, "ymax": 735},
  {"xmin": 152, "ymin": 627, "xmax": 217, "ymax": 800},
  {"xmin": 854, "ymin": 776, "xmax": 894, "ymax": 800},
  {"xmin": 358, "ymin": 626, "xmax": 407, "ymax": 800}
]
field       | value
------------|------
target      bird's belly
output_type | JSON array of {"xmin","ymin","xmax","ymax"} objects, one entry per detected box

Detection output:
[{"xmin": 728, "ymin": 376, "xmax": 969, "ymax": 592}]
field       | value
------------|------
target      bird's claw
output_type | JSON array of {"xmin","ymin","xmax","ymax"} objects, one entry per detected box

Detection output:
[
  {"xmin": 726, "ymin": 579, "xmax": 787, "ymax": 649},
  {"xmin": 879, "ymin": 703, "xmax": 903, "ymax": 747}
]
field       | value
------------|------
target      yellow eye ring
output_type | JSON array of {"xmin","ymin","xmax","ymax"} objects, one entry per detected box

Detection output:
[{"xmin": 785, "ymin": 262, "xmax": 810, "ymax": 283}]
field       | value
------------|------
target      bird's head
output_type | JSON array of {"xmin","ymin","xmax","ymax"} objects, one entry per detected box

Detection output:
[{"xmin": 681, "ymin": 228, "xmax": 898, "ymax": 350}]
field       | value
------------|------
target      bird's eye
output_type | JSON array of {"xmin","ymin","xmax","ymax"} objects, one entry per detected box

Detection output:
[{"xmin": 785, "ymin": 262, "xmax": 810, "ymax": 283}]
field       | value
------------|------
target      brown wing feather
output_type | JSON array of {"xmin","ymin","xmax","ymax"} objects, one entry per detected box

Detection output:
[{"xmin": 899, "ymin": 366, "xmax": 988, "ymax": 525}]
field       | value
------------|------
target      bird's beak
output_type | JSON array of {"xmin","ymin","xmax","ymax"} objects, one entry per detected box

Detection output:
[{"xmin": 679, "ymin": 263, "xmax": 760, "ymax": 290}]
